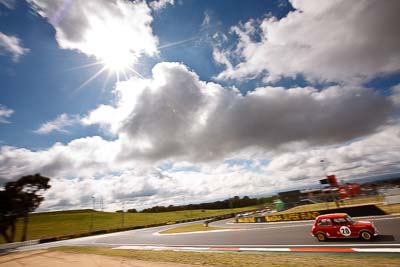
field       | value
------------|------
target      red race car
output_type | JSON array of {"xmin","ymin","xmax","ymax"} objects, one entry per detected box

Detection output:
[{"xmin": 311, "ymin": 213, "xmax": 378, "ymax": 241}]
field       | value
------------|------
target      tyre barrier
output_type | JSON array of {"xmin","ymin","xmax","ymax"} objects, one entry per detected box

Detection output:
[
  {"xmin": 236, "ymin": 205, "xmax": 386, "ymax": 223},
  {"xmin": 204, "ymin": 213, "xmax": 236, "ymax": 226}
]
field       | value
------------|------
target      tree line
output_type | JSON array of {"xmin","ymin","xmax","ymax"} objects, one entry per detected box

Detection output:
[{"xmin": 139, "ymin": 195, "xmax": 276, "ymax": 213}]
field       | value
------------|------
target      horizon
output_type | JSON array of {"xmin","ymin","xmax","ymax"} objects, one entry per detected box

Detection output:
[{"xmin": 34, "ymin": 174, "xmax": 400, "ymax": 213}]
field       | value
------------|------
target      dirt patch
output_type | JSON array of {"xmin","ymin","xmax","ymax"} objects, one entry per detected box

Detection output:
[
  {"xmin": 2, "ymin": 247, "xmax": 400, "ymax": 267},
  {"xmin": 0, "ymin": 250, "xmax": 207, "ymax": 267}
]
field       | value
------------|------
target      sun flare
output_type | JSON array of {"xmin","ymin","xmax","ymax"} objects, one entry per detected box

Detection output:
[
  {"xmin": 101, "ymin": 48, "xmax": 136, "ymax": 73},
  {"xmin": 83, "ymin": 20, "xmax": 141, "ymax": 74},
  {"xmin": 103, "ymin": 56, "xmax": 131, "ymax": 72},
  {"xmin": 73, "ymin": 39, "xmax": 142, "ymax": 91}
]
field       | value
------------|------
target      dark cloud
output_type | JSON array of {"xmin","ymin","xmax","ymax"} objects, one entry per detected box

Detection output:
[{"xmin": 109, "ymin": 63, "xmax": 394, "ymax": 162}]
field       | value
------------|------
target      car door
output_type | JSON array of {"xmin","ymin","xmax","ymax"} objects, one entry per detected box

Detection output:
[
  {"xmin": 345, "ymin": 218, "xmax": 360, "ymax": 238},
  {"xmin": 333, "ymin": 217, "xmax": 353, "ymax": 238},
  {"xmin": 317, "ymin": 218, "xmax": 336, "ymax": 237}
]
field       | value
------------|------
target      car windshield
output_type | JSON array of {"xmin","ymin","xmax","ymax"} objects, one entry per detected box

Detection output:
[{"xmin": 346, "ymin": 215, "xmax": 355, "ymax": 224}]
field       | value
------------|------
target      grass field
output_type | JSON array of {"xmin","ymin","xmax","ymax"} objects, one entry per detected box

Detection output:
[
  {"xmin": 159, "ymin": 223, "xmax": 220, "ymax": 234},
  {"xmin": 0, "ymin": 206, "xmax": 262, "ymax": 243},
  {"xmin": 50, "ymin": 246, "xmax": 400, "ymax": 267}
]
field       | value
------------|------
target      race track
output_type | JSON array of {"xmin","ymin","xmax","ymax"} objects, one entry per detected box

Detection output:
[{"xmin": 18, "ymin": 214, "xmax": 400, "ymax": 252}]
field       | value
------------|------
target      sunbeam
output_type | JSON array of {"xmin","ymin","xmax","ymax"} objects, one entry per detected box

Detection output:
[
  {"xmin": 74, "ymin": 65, "xmax": 108, "ymax": 93},
  {"xmin": 127, "ymin": 66, "xmax": 145, "ymax": 79},
  {"xmin": 158, "ymin": 36, "xmax": 199, "ymax": 50},
  {"xmin": 66, "ymin": 61, "xmax": 104, "ymax": 71}
]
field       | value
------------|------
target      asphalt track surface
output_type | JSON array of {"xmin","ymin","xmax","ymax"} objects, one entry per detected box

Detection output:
[{"xmin": 17, "ymin": 214, "xmax": 400, "ymax": 252}]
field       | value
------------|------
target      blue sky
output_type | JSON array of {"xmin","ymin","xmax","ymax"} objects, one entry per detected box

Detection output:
[
  {"xmin": 0, "ymin": 0, "xmax": 293, "ymax": 148},
  {"xmin": 0, "ymin": 0, "xmax": 400, "ymax": 211}
]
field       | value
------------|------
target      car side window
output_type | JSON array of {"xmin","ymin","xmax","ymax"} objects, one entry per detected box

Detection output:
[
  {"xmin": 317, "ymin": 218, "xmax": 332, "ymax": 226},
  {"xmin": 333, "ymin": 218, "xmax": 347, "ymax": 225}
]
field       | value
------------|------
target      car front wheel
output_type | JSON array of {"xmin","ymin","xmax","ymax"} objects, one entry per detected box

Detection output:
[
  {"xmin": 360, "ymin": 231, "xmax": 372, "ymax": 241},
  {"xmin": 316, "ymin": 232, "xmax": 326, "ymax": 242}
]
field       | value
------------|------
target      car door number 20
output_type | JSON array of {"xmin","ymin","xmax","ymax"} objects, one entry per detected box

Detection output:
[{"xmin": 339, "ymin": 226, "xmax": 351, "ymax": 236}]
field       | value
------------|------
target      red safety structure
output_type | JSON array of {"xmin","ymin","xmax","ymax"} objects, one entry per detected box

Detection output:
[
  {"xmin": 327, "ymin": 175, "xmax": 338, "ymax": 187},
  {"xmin": 338, "ymin": 183, "xmax": 361, "ymax": 199}
]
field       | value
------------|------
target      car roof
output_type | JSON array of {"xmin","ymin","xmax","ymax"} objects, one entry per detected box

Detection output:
[{"xmin": 316, "ymin": 213, "xmax": 349, "ymax": 219}]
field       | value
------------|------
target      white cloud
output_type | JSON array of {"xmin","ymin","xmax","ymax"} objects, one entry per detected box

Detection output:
[
  {"xmin": 2, "ymin": 123, "xmax": 400, "ymax": 212},
  {"xmin": 36, "ymin": 167, "xmax": 249, "ymax": 211},
  {"xmin": 83, "ymin": 62, "xmax": 394, "ymax": 162},
  {"xmin": 1, "ymin": 63, "xmax": 399, "ymax": 211},
  {"xmin": 201, "ymin": 10, "xmax": 211, "ymax": 28},
  {"xmin": 0, "ymin": 0, "xmax": 16, "ymax": 9},
  {"xmin": 28, "ymin": 0, "xmax": 158, "ymax": 65},
  {"xmin": 0, "ymin": 141, "xmax": 278, "ymax": 211},
  {"xmin": 149, "ymin": 0, "xmax": 174, "ymax": 11},
  {"xmin": 265, "ymin": 124, "xmax": 400, "ymax": 184},
  {"xmin": 0, "ymin": 32, "xmax": 29, "ymax": 62},
  {"xmin": 0, "ymin": 136, "xmax": 122, "ymax": 181},
  {"xmin": 213, "ymin": 47, "xmax": 232, "ymax": 70},
  {"xmin": 215, "ymin": 0, "xmax": 400, "ymax": 84},
  {"xmin": 34, "ymin": 113, "xmax": 80, "ymax": 134},
  {"xmin": 0, "ymin": 105, "xmax": 14, "ymax": 123}
]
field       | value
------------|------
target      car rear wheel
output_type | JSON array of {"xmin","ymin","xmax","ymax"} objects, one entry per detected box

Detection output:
[
  {"xmin": 316, "ymin": 233, "xmax": 326, "ymax": 242},
  {"xmin": 360, "ymin": 231, "xmax": 372, "ymax": 241}
]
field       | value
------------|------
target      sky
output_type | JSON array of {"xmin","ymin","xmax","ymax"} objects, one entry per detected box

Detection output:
[{"xmin": 1, "ymin": 0, "xmax": 400, "ymax": 212}]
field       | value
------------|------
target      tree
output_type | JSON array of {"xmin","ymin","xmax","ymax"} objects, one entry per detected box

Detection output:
[
  {"xmin": 0, "ymin": 190, "xmax": 17, "ymax": 243},
  {"xmin": 0, "ymin": 174, "xmax": 51, "ymax": 242}
]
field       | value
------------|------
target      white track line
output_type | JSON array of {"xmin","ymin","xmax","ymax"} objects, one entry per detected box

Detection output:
[
  {"xmin": 153, "ymin": 229, "xmax": 239, "ymax": 236},
  {"xmin": 353, "ymin": 248, "xmax": 400, "ymax": 253},
  {"xmin": 113, "ymin": 246, "xmax": 400, "ymax": 253},
  {"xmin": 108, "ymin": 243, "xmax": 400, "ymax": 248}
]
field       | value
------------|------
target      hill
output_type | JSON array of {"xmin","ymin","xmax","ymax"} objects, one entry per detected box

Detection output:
[{"xmin": 1, "ymin": 205, "xmax": 264, "ymax": 243}]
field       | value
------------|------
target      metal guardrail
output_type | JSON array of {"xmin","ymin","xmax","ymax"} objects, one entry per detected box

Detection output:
[
  {"xmin": 0, "ymin": 212, "xmax": 240, "ymax": 249},
  {"xmin": 0, "ymin": 239, "xmax": 39, "ymax": 250}
]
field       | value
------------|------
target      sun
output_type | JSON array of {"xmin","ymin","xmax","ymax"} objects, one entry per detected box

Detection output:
[
  {"xmin": 72, "ymin": 50, "xmax": 141, "ymax": 92},
  {"xmin": 104, "ymin": 56, "xmax": 131, "ymax": 72},
  {"xmin": 101, "ymin": 49, "xmax": 135, "ymax": 73},
  {"xmin": 83, "ymin": 25, "xmax": 139, "ymax": 74},
  {"xmin": 71, "ymin": 24, "xmax": 147, "ymax": 91}
]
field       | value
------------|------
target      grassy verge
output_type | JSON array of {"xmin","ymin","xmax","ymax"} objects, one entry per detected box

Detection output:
[
  {"xmin": 159, "ymin": 223, "xmax": 220, "ymax": 234},
  {"xmin": 0, "ymin": 206, "xmax": 262, "ymax": 243},
  {"xmin": 50, "ymin": 246, "xmax": 400, "ymax": 267}
]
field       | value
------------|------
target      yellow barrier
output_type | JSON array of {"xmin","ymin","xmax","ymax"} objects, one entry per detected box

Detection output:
[
  {"xmin": 237, "ymin": 211, "xmax": 320, "ymax": 223},
  {"xmin": 237, "ymin": 217, "xmax": 256, "ymax": 223},
  {"xmin": 265, "ymin": 211, "xmax": 320, "ymax": 222}
]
